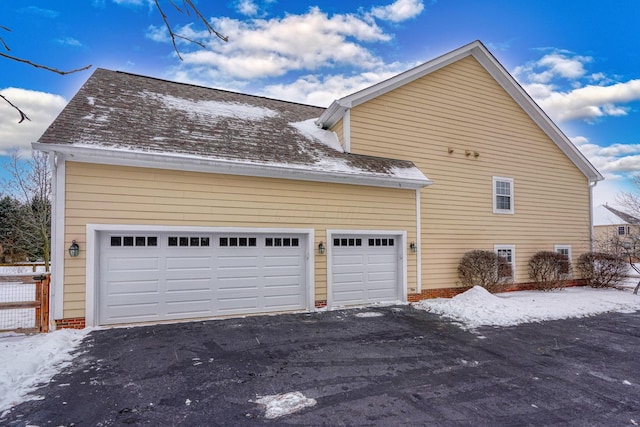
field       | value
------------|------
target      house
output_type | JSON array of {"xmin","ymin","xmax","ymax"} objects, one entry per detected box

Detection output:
[
  {"xmin": 34, "ymin": 41, "xmax": 603, "ymax": 329},
  {"xmin": 593, "ymin": 204, "xmax": 640, "ymax": 255}
]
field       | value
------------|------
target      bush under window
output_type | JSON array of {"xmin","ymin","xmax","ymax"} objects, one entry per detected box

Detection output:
[
  {"xmin": 575, "ymin": 252, "xmax": 626, "ymax": 288},
  {"xmin": 527, "ymin": 251, "xmax": 571, "ymax": 291},
  {"xmin": 457, "ymin": 250, "xmax": 513, "ymax": 293}
]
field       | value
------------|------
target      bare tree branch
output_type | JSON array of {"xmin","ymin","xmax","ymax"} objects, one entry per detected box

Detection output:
[
  {"xmin": 0, "ymin": 93, "xmax": 30, "ymax": 123},
  {"xmin": 154, "ymin": 0, "xmax": 227, "ymax": 61},
  {"xmin": 2, "ymin": 0, "xmax": 226, "ymax": 123},
  {"xmin": 0, "ymin": 51, "xmax": 92, "ymax": 75}
]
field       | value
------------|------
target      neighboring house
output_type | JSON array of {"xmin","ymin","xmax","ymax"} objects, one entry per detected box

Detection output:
[
  {"xmin": 34, "ymin": 41, "xmax": 603, "ymax": 329},
  {"xmin": 593, "ymin": 204, "xmax": 640, "ymax": 255}
]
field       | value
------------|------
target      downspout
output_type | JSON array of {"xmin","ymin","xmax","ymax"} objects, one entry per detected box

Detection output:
[
  {"xmin": 48, "ymin": 152, "xmax": 58, "ymax": 330},
  {"xmin": 416, "ymin": 188, "xmax": 421, "ymax": 293},
  {"xmin": 589, "ymin": 179, "xmax": 598, "ymax": 252}
]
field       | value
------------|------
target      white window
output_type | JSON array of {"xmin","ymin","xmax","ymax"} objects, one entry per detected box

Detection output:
[
  {"xmin": 493, "ymin": 177, "xmax": 514, "ymax": 214},
  {"xmin": 554, "ymin": 245, "xmax": 572, "ymax": 275},
  {"xmin": 494, "ymin": 244, "xmax": 515, "ymax": 278},
  {"xmin": 618, "ymin": 226, "xmax": 626, "ymax": 236}
]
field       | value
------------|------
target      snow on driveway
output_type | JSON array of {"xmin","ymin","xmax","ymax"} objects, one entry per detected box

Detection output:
[{"xmin": 414, "ymin": 286, "xmax": 640, "ymax": 329}]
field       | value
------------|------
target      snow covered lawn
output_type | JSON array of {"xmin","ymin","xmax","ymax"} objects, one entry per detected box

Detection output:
[
  {"xmin": 414, "ymin": 286, "xmax": 640, "ymax": 329},
  {"xmin": 0, "ymin": 329, "xmax": 90, "ymax": 416}
]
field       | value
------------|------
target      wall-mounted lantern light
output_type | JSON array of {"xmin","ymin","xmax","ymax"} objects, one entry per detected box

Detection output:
[
  {"xmin": 409, "ymin": 242, "xmax": 417, "ymax": 253},
  {"xmin": 318, "ymin": 241, "xmax": 326, "ymax": 255},
  {"xmin": 68, "ymin": 240, "xmax": 80, "ymax": 257}
]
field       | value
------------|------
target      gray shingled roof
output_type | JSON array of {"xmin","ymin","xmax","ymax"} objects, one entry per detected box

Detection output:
[
  {"xmin": 603, "ymin": 205, "xmax": 640, "ymax": 224},
  {"xmin": 37, "ymin": 69, "xmax": 429, "ymax": 186}
]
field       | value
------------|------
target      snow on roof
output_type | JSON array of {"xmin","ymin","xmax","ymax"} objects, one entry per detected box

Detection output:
[
  {"xmin": 593, "ymin": 204, "xmax": 640, "ymax": 226},
  {"xmin": 144, "ymin": 91, "xmax": 279, "ymax": 122},
  {"xmin": 37, "ymin": 69, "xmax": 429, "ymax": 188}
]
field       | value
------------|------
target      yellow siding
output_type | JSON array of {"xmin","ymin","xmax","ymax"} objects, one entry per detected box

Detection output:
[
  {"xmin": 348, "ymin": 56, "xmax": 591, "ymax": 288},
  {"xmin": 330, "ymin": 118, "xmax": 345, "ymax": 150},
  {"xmin": 62, "ymin": 162, "xmax": 417, "ymax": 318}
]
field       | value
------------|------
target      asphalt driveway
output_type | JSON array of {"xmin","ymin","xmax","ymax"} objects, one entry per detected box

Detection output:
[{"xmin": 3, "ymin": 306, "xmax": 640, "ymax": 426}]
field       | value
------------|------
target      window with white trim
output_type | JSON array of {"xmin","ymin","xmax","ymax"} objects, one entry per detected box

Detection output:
[
  {"xmin": 618, "ymin": 226, "xmax": 627, "ymax": 236},
  {"xmin": 493, "ymin": 177, "xmax": 514, "ymax": 214},
  {"xmin": 554, "ymin": 245, "xmax": 572, "ymax": 275},
  {"xmin": 494, "ymin": 244, "xmax": 515, "ymax": 278}
]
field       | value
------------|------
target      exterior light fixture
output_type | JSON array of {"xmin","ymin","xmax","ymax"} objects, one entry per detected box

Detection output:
[
  {"xmin": 410, "ymin": 242, "xmax": 417, "ymax": 253},
  {"xmin": 68, "ymin": 240, "xmax": 80, "ymax": 257},
  {"xmin": 318, "ymin": 241, "xmax": 326, "ymax": 255}
]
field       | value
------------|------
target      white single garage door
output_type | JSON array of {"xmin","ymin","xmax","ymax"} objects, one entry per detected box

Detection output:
[
  {"xmin": 99, "ymin": 231, "xmax": 307, "ymax": 325},
  {"xmin": 331, "ymin": 234, "xmax": 401, "ymax": 307}
]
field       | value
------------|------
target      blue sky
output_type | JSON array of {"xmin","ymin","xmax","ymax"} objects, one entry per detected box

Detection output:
[{"xmin": 1, "ymin": 0, "xmax": 640, "ymax": 208}]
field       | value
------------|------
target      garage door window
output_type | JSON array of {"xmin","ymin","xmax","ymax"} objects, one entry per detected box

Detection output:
[
  {"xmin": 220, "ymin": 237, "xmax": 257, "ymax": 247},
  {"xmin": 368, "ymin": 238, "xmax": 394, "ymax": 247},
  {"xmin": 110, "ymin": 236, "xmax": 158, "ymax": 247},
  {"xmin": 266, "ymin": 237, "xmax": 299, "ymax": 247},
  {"xmin": 334, "ymin": 238, "xmax": 362, "ymax": 247},
  {"xmin": 168, "ymin": 236, "xmax": 211, "ymax": 247}
]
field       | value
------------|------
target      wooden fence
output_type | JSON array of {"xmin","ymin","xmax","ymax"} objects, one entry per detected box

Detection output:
[{"xmin": 0, "ymin": 274, "xmax": 50, "ymax": 333}]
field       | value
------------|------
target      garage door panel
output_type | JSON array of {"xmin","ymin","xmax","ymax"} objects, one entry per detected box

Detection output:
[
  {"xmin": 164, "ymin": 300, "xmax": 212, "ymax": 316},
  {"xmin": 165, "ymin": 256, "xmax": 213, "ymax": 270},
  {"xmin": 108, "ymin": 257, "xmax": 160, "ymax": 272},
  {"xmin": 105, "ymin": 302, "xmax": 160, "ymax": 320},
  {"xmin": 218, "ymin": 255, "xmax": 259, "ymax": 268},
  {"xmin": 99, "ymin": 231, "xmax": 307, "ymax": 325},
  {"xmin": 263, "ymin": 294, "xmax": 302, "ymax": 308},
  {"xmin": 217, "ymin": 296, "xmax": 260, "ymax": 312},
  {"xmin": 106, "ymin": 280, "xmax": 160, "ymax": 296},
  {"xmin": 165, "ymin": 278, "xmax": 213, "ymax": 292}
]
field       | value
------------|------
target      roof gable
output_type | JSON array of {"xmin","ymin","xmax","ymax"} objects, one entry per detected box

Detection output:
[
  {"xmin": 316, "ymin": 40, "xmax": 603, "ymax": 183},
  {"xmin": 594, "ymin": 204, "xmax": 640, "ymax": 226}
]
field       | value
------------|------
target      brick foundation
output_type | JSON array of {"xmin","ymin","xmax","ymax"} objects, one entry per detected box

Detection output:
[
  {"xmin": 408, "ymin": 279, "xmax": 587, "ymax": 302},
  {"xmin": 315, "ymin": 300, "xmax": 327, "ymax": 308},
  {"xmin": 55, "ymin": 317, "xmax": 86, "ymax": 329}
]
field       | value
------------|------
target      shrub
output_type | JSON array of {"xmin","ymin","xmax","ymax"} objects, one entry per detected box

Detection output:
[
  {"xmin": 457, "ymin": 250, "xmax": 513, "ymax": 292},
  {"xmin": 527, "ymin": 251, "xmax": 571, "ymax": 291},
  {"xmin": 575, "ymin": 252, "xmax": 627, "ymax": 288}
]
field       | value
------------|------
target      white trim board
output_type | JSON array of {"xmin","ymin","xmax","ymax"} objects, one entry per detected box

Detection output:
[{"xmin": 33, "ymin": 143, "xmax": 432, "ymax": 190}]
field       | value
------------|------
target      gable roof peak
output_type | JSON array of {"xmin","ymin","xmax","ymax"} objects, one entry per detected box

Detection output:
[{"xmin": 316, "ymin": 40, "xmax": 603, "ymax": 184}]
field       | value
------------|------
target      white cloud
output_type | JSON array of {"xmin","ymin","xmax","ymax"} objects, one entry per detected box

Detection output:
[
  {"xmin": 370, "ymin": 0, "xmax": 425, "ymax": 23},
  {"xmin": 513, "ymin": 49, "xmax": 640, "ymax": 123},
  {"xmin": 0, "ymin": 88, "xmax": 67, "ymax": 155},
  {"xmin": 237, "ymin": 0, "xmax": 259, "ymax": 16},
  {"xmin": 531, "ymin": 80, "xmax": 640, "ymax": 122},
  {"xmin": 158, "ymin": 6, "xmax": 393, "ymax": 83},
  {"xmin": 260, "ymin": 64, "xmax": 411, "ymax": 106},
  {"xmin": 56, "ymin": 37, "xmax": 83, "ymax": 47}
]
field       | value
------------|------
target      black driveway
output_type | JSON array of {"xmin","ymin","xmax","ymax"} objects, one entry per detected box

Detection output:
[{"xmin": 3, "ymin": 306, "xmax": 640, "ymax": 426}]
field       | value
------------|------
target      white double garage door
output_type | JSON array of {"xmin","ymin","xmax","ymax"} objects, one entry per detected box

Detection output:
[{"xmin": 96, "ymin": 229, "xmax": 404, "ymax": 325}]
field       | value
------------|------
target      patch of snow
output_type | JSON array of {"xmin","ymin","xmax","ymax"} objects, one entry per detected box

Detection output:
[
  {"xmin": 255, "ymin": 391, "xmax": 316, "ymax": 419},
  {"xmin": 623, "ymin": 380, "xmax": 632, "ymax": 385},
  {"xmin": 390, "ymin": 165, "xmax": 430, "ymax": 182},
  {"xmin": 355, "ymin": 312, "xmax": 384, "ymax": 318},
  {"xmin": 0, "ymin": 266, "xmax": 47, "ymax": 274},
  {"xmin": 0, "ymin": 328, "xmax": 91, "ymax": 415},
  {"xmin": 86, "ymin": 96, "xmax": 95, "ymax": 106},
  {"xmin": 414, "ymin": 286, "xmax": 640, "ymax": 329},
  {"xmin": 144, "ymin": 91, "xmax": 278, "ymax": 122},
  {"xmin": 290, "ymin": 119, "xmax": 344, "ymax": 152}
]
